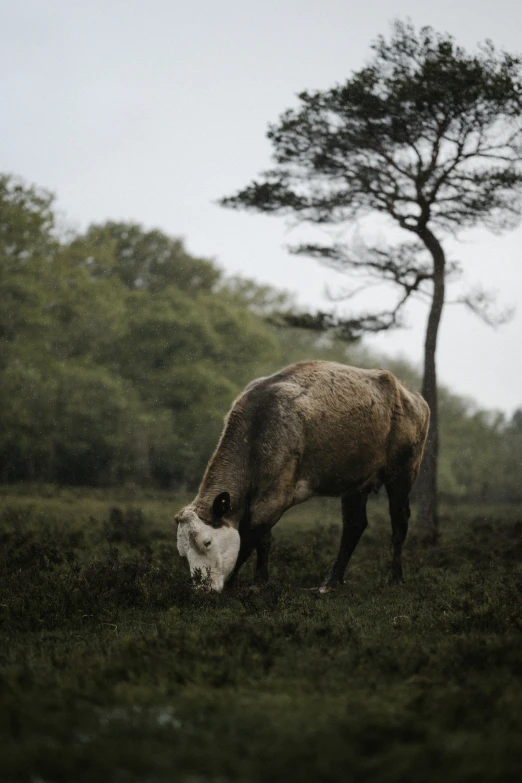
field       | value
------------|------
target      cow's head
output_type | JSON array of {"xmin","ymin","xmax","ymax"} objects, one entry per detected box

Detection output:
[{"xmin": 175, "ymin": 493, "xmax": 240, "ymax": 592}]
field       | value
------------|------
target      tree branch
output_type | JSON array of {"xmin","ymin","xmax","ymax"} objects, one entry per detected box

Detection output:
[{"xmin": 455, "ymin": 286, "xmax": 515, "ymax": 326}]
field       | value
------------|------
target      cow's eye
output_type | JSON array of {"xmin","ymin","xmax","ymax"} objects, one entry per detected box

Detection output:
[
  {"xmin": 204, "ymin": 539, "xmax": 212, "ymax": 549},
  {"xmin": 212, "ymin": 491, "xmax": 230, "ymax": 519}
]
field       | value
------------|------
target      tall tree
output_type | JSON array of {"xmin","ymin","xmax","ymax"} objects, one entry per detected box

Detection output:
[{"xmin": 221, "ymin": 20, "xmax": 522, "ymax": 539}]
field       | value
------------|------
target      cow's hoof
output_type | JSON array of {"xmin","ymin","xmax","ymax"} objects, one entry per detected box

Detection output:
[
  {"xmin": 386, "ymin": 572, "xmax": 403, "ymax": 586},
  {"xmin": 318, "ymin": 585, "xmax": 338, "ymax": 594}
]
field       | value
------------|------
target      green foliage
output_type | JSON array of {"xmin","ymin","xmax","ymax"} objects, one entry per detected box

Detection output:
[
  {"xmin": 0, "ymin": 171, "xmax": 520, "ymax": 500},
  {"xmin": 0, "ymin": 174, "xmax": 57, "ymax": 349},
  {"xmin": 1, "ymin": 492, "xmax": 522, "ymax": 781},
  {"xmin": 439, "ymin": 399, "xmax": 522, "ymax": 503},
  {"xmin": 67, "ymin": 221, "xmax": 221, "ymax": 293},
  {"xmin": 0, "ymin": 176, "xmax": 278, "ymax": 487}
]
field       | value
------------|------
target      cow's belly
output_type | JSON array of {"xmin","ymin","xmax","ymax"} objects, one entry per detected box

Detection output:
[{"xmin": 298, "ymin": 448, "xmax": 385, "ymax": 498}]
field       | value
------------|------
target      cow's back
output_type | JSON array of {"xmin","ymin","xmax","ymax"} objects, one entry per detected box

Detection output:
[
  {"xmin": 197, "ymin": 361, "xmax": 429, "ymax": 519},
  {"xmin": 240, "ymin": 361, "xmax": 428, "ymax": 497}
]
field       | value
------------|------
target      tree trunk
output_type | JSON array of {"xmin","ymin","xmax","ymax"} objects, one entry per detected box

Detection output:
[{"xmin": 415, "ymin": 228, "xmax": 445, "ymax": 542}]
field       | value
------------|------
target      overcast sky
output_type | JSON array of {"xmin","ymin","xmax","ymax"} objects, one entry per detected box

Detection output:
[{"xmin": 2, "ymin": 0, "xmax": 521, "ymax": 414}]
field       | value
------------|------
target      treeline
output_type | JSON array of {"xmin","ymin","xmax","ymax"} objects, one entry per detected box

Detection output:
[{"xmin": 0, "ymin": 174, "xmax": 520, "ymax": 500}]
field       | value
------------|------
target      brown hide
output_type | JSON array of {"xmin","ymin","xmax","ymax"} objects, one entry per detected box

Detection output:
[{"xmin": 193, "ymin": 361, "xmax": 430, "ymax": 531}]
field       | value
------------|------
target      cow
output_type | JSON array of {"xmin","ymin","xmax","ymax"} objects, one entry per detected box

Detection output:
[{"xmin": 175, "ymin": 361, "xmax": 430, "ymax": 593}]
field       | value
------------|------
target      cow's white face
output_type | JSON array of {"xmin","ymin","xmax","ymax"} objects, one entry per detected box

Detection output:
[{"xmin": 176, "ymin": 506, "xmax": 240, "ymax": 593}]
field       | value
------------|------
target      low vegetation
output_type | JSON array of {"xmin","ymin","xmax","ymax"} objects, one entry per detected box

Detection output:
[{"xmin": 1, "ymin": 487, "xmax": 521, "ymax": 782}]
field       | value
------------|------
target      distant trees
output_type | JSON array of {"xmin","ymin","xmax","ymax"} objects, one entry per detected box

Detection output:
[
  {"xmin": 437, "ymin": 395, "xmax": 522, "ymax": 503},
  {"xmin": 0, "ymin": 172, "xmax": 520, "ymax": 500},
  {"xmin": 222, "ymin": 21, "xmax": 522, "ymax": 539},
  {"xmin": 0, "ymin": 176, "xmax": 276, "ymax": 487}
]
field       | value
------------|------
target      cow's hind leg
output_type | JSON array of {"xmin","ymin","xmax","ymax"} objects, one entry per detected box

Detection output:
[
  {"xmin": 386, "ymin": 486, "xmax": 411, "ymax": 585},
  {"xmin": 319, "ymin": 490, "xmax": 369, "ymax": 593}
]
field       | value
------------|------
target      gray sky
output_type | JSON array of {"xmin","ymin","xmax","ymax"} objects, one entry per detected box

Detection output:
[{"xmin": 2, "ymin": 0, "xmax": 521, "ymax": 414}]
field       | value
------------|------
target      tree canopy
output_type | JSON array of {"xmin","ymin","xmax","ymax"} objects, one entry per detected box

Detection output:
[{"xmin": 222, "ymin": 20, "xmax": 522, "ymax": 333}]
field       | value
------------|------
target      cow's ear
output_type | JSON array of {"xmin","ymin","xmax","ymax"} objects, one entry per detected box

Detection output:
[{"xmin": 212, "ymin": 491, "xmax": 230, "ymax": 519}]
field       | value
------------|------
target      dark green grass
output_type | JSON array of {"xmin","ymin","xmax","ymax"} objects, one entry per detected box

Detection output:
[{"xmin": 1, "ymin": 490, "xmax": 521, "ymax": 782}]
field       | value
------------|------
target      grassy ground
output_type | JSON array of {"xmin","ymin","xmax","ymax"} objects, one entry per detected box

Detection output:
[{"xmin": 1, "ymin": 486, "xmax": 521, "ymax": 782}]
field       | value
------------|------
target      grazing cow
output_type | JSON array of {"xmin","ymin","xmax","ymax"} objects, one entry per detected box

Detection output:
[{"xmin": 175, "ymin": 361, "xmax": 430, "ymax": 593}]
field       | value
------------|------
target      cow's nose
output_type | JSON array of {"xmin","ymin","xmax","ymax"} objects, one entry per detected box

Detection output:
[{"xmin": 194, "ymin": 584, "xmax": 213, "ymax": 593}]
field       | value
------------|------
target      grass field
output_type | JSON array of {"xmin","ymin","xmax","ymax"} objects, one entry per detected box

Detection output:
[{"xmin": 1, "ymin": 486, "xmax": 521, "ymax": 782}]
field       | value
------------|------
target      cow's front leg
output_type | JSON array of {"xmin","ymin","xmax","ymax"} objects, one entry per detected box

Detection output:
[
  {"xmin": 253, "ymin": 528, "xmax": 272, "ymax": 586},
  {"xmin": 225, "ymin": 533, "xmax": 255, "ymax": 590},
  {"xmin": 319, "ymin": 490, "xmax": 369, "ymax": 593}
]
